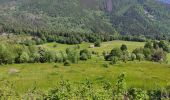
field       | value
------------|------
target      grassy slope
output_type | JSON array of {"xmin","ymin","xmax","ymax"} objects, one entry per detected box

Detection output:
[{"xmin": 0, "ymin": 41, "xmax": 170, "ymax": 93}]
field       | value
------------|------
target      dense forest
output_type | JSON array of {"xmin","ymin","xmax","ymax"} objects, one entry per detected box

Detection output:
[{"xmin": 0, "ymin": 0, "xmax": 170, "ymax": 42}]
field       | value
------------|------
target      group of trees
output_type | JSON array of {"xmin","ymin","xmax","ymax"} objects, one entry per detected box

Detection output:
[
  {"xmin": 104, "ymin": 40, "xmax": 169, "ymax": 64},
  {"xmin": 0, "ymin": 73, "xmax": 169, "ymax": 99},
  {"xmin": 34, "ymin": 32, "xmax": 149, "ymax": 45},
  {"xmin": 0, "ymin": 43, "xmax": 56, "ymax": 64},
  {"xmin": 0, "ymin": 40, "xmax": 169, "ymax": 65},
  {"xmin": 0, "ymin": 42, "xmax": 93, "ymax": 65}
]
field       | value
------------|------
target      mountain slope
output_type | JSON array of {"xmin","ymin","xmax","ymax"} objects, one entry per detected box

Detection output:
[
  {"xmin": 159, "ymin": 0, "xmax": 170, "ymax": 4},
  {"xmin": 0, "ymin": 0, "xmax": 170, "ymax": 39}
]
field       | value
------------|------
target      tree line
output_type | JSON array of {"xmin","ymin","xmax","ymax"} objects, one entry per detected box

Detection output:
[
  {"xmin": 13, "ymin": 30, "xmax": 149, "ymax": 45},
  {"xmin": 0, "ymin": 42, "xmax": 91, "ymax": 65},
  {"xmin": 104, "ymin": 40, "xmax": 169, "ymax": 64},
  {"xmin": 0, "ymin": 39, "xmax": 169, "ymax": 65}
]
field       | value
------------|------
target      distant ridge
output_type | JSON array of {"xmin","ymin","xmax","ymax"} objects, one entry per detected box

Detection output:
[{"xmin": 159, "ymin": 0, "xmax": 170, "ymax": 4}]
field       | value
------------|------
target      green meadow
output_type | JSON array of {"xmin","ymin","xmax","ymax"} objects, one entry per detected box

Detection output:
[
  {"xmin": 0, "ymin": 41, "xmax": 170, "ymax": 93},
  {"xmin": 41, "ymin": 40, "xmax": 145, "ymax": 53}
]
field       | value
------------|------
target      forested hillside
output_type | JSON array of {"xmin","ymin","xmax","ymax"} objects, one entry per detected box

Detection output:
[
  {"xmin": 160, "ymin": 0, "xmax": 170, "ymax": 4},
  {"xmin": 0, "ymin": 0, "xmax": 170, "ymax": 39}
]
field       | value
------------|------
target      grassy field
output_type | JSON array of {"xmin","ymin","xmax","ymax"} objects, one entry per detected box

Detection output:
[
  {"xmin": 41, "ymin": 40, "xmax": 145, "ymax": 54},
  {"xmin": 0, "ymin": 41, "xmax": 170, "ymax": 93},
  {"xmin": 0, "ymin": 60, "xmax": 169, "ymax": 93}
]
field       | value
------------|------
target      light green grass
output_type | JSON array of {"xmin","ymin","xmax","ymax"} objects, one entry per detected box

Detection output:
[
  {"xmin": 41, "ymin": 40, "xmax": 145, "ymax": 54},
  {"xmin": 0, "ymin": 59, "xmax": 169, "ymax": 93}
]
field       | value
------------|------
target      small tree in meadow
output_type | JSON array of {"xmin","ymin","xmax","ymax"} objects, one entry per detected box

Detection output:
[
  {"xmin": 80, "ymin": 53, "xmax": 88, "ymax": 60},
  {"xmin": 110, "ymin": 56, "xmax": 118, "ymax": 65},
  {"xmin": 66, "ymin": 47, "xmax": 79, "ymax": 63},
  {"xmin": 64, "ymin": 60, "xmax": 71, "ymax": 66},
  {"xmin": 120, "ymin": 44, "xmax": 127, "ymax": 51},
  {"xmin": 121, "ymin": 51, "xmax": 130, "ymax": 63},
  {"xmin": 131, "ymin": 53, "xmax": 136, "ymax": 61},
  {"xmin": 110, "ymin": 48, "xmax": 122, "ymax": 58},
  {"xmin": 94, "ymin": 40, "xmax": 101, "ymax": 47},
  {"xmin": 136, "ymin": 53, "xmax": 144, "ymax": 62},
  {"xmin": 151, "ymin": 48, "xmax": 167, "ymax": 62},
  {"xmin": 144, "ymin": 41, "xmax": 152, "ymax": 49},
  {"xmin": 80, "ymin": 49, "xmax": 91, "ymax": 60}
]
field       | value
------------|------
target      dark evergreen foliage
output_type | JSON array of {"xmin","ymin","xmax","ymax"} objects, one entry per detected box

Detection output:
[{"xmin": 0, "ymin": 0, "xmax": 170, "ymax": 42}]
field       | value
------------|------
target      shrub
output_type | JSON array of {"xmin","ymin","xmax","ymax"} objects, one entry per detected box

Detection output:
[
  {"xmin": 121, "ymin": 51, "xmax": 130, "ymax": 63},
  {"xmin": 0, "ymin": 44, "xmax": 15, "ymax": 64},
  {"xmin": 80, "ymin": 49, "xmax": 91, "ymax": 60},
  {"xmin": 66, "ymin": 47, "xmax": 79, "ymax": 63},
  {"xmin": 19, "ymin": 52, "xmax": 30, "ymax": 63},
  {"xmin": 94, "ymin": 40, "xmax": 101, "ymax": 47},
  {"xmin": 92, "ymin": 51, "xmax": 98, "ymax": 55},
  {"xmin": 102, "ymin": 63, "xmax": 109, "ymax": 68},
  {"xmin": 113, "ymin": 73, "xmax": 127, "ymax": 99},
  {"xmin": 53, "ymin": 64, "xmax": 59, "ymax": 68},
  {"xmin": 128, "ymin": 88, "xmax": 149, "ymax": 100},
  {"xmin": 120, "ymin": 44, "xmax": 127, "ymax": 51},
  {"xmin": 144, "ymin": 41, "xmax": 152, "ymax": 49},
  {"xmin": 102, "ymin": 51, "xmax": 108, "ymax": 57},
  {"xmin": 110, "ymin": 48, "xmax": 122, "ymax": 58},
  {"xmin": 151, "ymin": 48, "xmax": 167, "ymax": 62},
  {"xmin": 30, "ymin": 53, "xmax": 40, "ymax": 63},
  {"xmin": 110, "ymin": 56, "xmax": 118, "ymax": 65},
  {"xmin": 132, "ymin": 48, "xmax": 144, "ymax": 55},
  {"xmin": 80, "ymin": 53, "xmax": 88, "ymax": 60},
  {"xmin": 136, "ymin": 53, "xmax": 144, "ymax": 62},
  {"xmin": 131, "ymin": 53, "xmax": 136, "ymax": 61},
  {"xmin": 64, "ymin": 60, "xmax": 71, "ymax": 66},
  {"xmin": 143, "ymin": 48, "xmax": 152, "ymax": 60}
]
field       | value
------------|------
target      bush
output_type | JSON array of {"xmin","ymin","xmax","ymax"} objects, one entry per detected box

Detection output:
[
  {"xmin": 131, "ymin": 53, "xmax": 136, "ymax": 61},
  {"xmin": 110, "ymin": 48, "xmax": 122, "ymax": 58},
  {"xmin": 19, "ymin": 52, "xmax": 30, "ymax": 63},
  {"xmin": 128, "ymin": 88, "xmax": 149, "ymax": 100},
  {"xmin": 92, "ymin": 51, "xmax": 98, "ymax": 55},
  {"xmin": 132, "ymin": 48, "xmax": 144, "ymax": 55},
  {"xmin": 0, "ymin": 44, "xmax": 15, "ymax": 64},
  {"xmin": 144, "ymin": 41, "xmax": 152, "ymax": 49},
  {"xmin": 53, "ymin": 64, "xmax": 59, "ymax": 68},
  {"xmin": 136, "ymin": 53, "xmax": 144, "ymax": 62},
  {"xmin": 94, "ymin": 40, "xmax": 101, "ymax": 47},
  {"xmin": 80, "ymin": 53, "xmax": 88, "ymax": 60},
  {"xmin": 143, "ymin": 48, "xmax": 152, "ymax": 60},
  {"xmin": 64, "ymin": 60, "xmax": 71, "ymax": 66},
  {"xmin": 66, "ymin": 47, "xmax": 79, "ymax": 63},
  {"xmin": 151, "ymin": 48, "xmax": 167, "ymax": 62},
  {"xmin": 121, "ymin": 51, "xmax": 130, "ymax": 63},
  {"xmin": 80, "ymin": 49, "xmax": 91, "ymax": 60},
  {"xmin": 110, "ymin": 57, "xmax": 118, "ymax": 65},
  {"xmin": 102, "ymin": 63, "xmax": 109, "ymax": 68},
  {"xmin": 120, "ymin": 44, "xmax": 127, "ymax": 51},
  {"xmin": 30, "ymin": 53, "xmax": 40, "ymax": 63}
]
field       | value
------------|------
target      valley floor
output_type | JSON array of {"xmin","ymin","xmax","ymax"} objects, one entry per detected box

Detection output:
[
  {"xmin": 0, "ymin": 41, "xmax": 170, "ymax": 93},
  {"xmin": 0, "ymin": 60, "xmax": 170, "ymax": 93}
]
